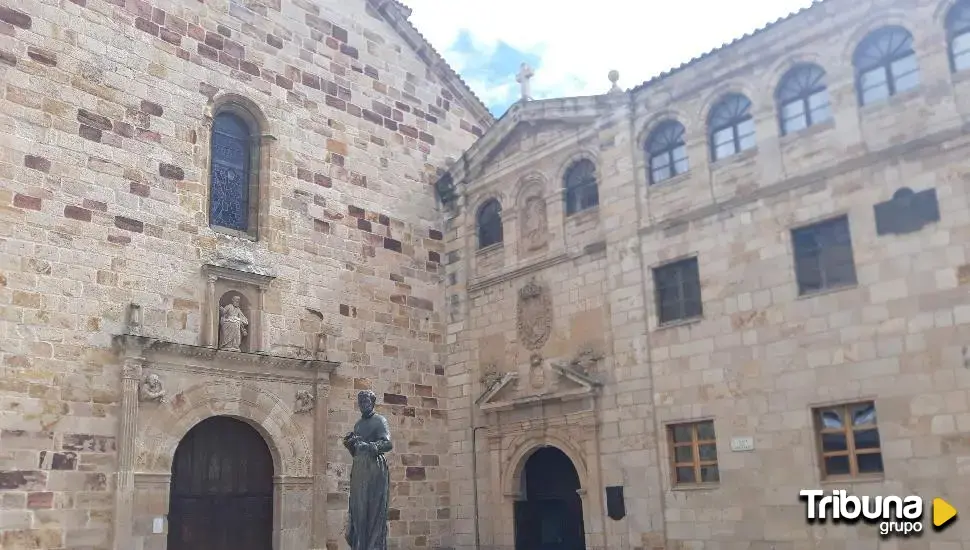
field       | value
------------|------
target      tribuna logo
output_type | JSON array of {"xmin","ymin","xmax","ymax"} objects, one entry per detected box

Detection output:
[{"xmin": 799, "ymin": 489, "xmax": 923, "ymax": 536}]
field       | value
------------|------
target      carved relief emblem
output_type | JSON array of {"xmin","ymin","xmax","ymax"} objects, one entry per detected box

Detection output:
[
  {"xmin": 521, "ymin": 196, "xmax": 548, "ymax": 251},
  {"xmin": 529, "ymin": 353, "xmax": 545, "ymax": 389},
  {"xmin": 139, "ymin": 373, "xmax": 166, "ymax": 403},
  {"xmin": 516, "ymin": 279, "xmax": 552, "ymax": 351},
  {"xmin": 294, "ymin": 389, "xmax": 315, "ymax": 414}
]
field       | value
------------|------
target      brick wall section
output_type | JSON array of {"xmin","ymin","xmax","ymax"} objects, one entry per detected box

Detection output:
[
  {"xmin": 0, "ymin": 0, "xmax": 483, "ymax": 548},
  {"xmin": 446, "ymin": 0, "xmax": 970, "ymax": 548}
]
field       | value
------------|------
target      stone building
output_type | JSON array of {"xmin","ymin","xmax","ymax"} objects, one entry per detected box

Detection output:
[
  {"xmin": 440, "ymin": 0, "xmax": 970, "ymax": 548},
  {"xmin": 0, "ymin": 0, "xmax": 491, "ymax": 549}
]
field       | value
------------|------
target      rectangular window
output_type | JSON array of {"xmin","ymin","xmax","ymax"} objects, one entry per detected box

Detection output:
[
  {"xmin": 669, "ymin": 420, "xmax": 719, "ymax": 485},
  {"xmin": 814, "ymin": 401, "xmax": 883, "ymax": 479},
  {"xmin": 791, "ymin": 216, "xmax": 857, "ymax": 295},
  {"xmin": 653, "ymin": 257, "xmax": 702, "ymax": 324},
  {"xmin": 860, "ymin": 67, "xmax": 890, "ymax": 104},
  {"xmin": 891, "ymin": 54, "xmax": 920, "ymax": 93}
]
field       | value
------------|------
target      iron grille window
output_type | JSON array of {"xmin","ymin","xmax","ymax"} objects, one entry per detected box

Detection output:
[
  {"xmin": 210, "ymin": 112, "xmax": 253, "ymax": 232},
  {"xmin": 791, "ymin": 216, "xmax": 857, "ymax": 295},
  {"xmin": 947, "ymin": 2, "xmax": 970, "ymax": 72},
  {"xmin": 646, "ymin": 120, "xmax": 689, "ymax": 184},
  {"xmin": 563, "ymin": 159, "xmax": 599, "ymax": 215},
  {"xmin": 777, "ymin": 64, "xmax": 832, "ymax": 135},
  {"xmin": 709, "ymin": 94, "xmax": 756, "ymax": 161},
  {"xmin": 854, "ymin": 26, "xmax": 920, "ymax": 105},
  {"xmin": 476, "ymin": 199, "xmax": 503, "ymax": 249},
  {"xmin": 814, "ymin": 401, "xmax": 883, "ymax": 479},
  {"xmin": 653, "ymin": 257, "xmax": 702, "ymax": 324}
]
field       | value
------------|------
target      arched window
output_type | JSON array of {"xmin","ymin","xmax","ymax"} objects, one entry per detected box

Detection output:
[
  {"xmin": 563, "ymin": 158, "xmax": 599, "ymax": 215},
  {"xmin": 709, "ymin": 94, "xmax": 756, "ymax": 161},
  {"xmin": 645, "ymin": 120, "xmax": 688, "ymax": 184},
  {"xmin": 210, "ymin": 110, "xmax": 257, "ymax": 234},
  {"xmin": 777, "ymin": 64, "xmax": 832, "ymax": 135},
  {"xmin": 853, "ymin": 26, "xmax": 919, "ymax": 105},
  {"xmin": 476, "ymin": 199, "xmax": 503, "ymax": 249},
  {"xmin": 947, "ymin": 1, "xmax": 970, "ymax": 72}
]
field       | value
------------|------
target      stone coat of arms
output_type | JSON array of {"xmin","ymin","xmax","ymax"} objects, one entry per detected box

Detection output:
[{"xmin": 516, "ymin": 279, "xmax": 552, "ymax": 351}]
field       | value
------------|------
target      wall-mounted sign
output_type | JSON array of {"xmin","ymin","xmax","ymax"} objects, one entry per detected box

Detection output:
[{"xmin": 730, "ymin": 437, "xmax": 754, "ymax": 452}]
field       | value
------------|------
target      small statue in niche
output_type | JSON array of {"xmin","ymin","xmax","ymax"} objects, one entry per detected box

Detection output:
[
  {"xmin": 139, "ymin": 373, "xmax": 166, "ymax": 403},
  {"xmin": 219, "ymin": 294, "xmax": 249, "ymax": 351},
  {"xmin": 294, "ymin": 389, "xmax": 315, "ymax": 413}
]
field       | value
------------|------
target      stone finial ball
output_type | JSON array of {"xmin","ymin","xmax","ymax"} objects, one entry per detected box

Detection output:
[{"xmin": 608, "ymin": 70, "xmax": 619, "ymax": 83}]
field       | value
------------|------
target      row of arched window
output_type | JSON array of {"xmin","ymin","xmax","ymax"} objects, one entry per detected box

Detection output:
[
  {"xmin": 475, "ymin": 4, "xmax": 970, "ymax": 249},
  {"xmin": 645, "ymin": 5, "xmax": 970, "ymax": 184}
]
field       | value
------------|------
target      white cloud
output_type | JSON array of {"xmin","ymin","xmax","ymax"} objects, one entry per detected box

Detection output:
[{"xmin": 403, "ymin": 0, "xmax": 817, "ymax": 102}]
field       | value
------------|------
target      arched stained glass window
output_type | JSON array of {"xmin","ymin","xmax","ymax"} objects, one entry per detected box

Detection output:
[
  {"xmin": 777, "ymin": 64, "xmax": 831, "ymax": 135},
  {"xmin": 210, "ymin": 112, "xmax": 253, "ymax": 232},
  {"xmin": 709, "ymin": 94, "xmax": 756, "ymax": 161},
  {"xmin": 476, "ymin": 199, "xmax": 503, "ymax": 249},
  {"xmin": 646, "ymin": 120, "xmax": 688, "ymax": 184},
  {"xmin": 563, "ymin": 159, "xmax": 599, "ymax": 215},
  {"xmin": 947, "ymin": 1, "xmax": 970, "ymax": 72},
  {"xmin": 853, "ymin": 26, "xmax": 919, "ymax": 105}
]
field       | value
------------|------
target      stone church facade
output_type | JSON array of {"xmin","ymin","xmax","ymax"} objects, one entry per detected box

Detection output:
[
  {"xmin": 4, "ymin": 0, "xmax": 970, "ymax": 549},
  {"xmin": 441, "ymin": 0, "xmax": 970, "ymax": 548},
  {"xmin": 0, "ymin": 0, "xmax": 491, "ymax": 549}
]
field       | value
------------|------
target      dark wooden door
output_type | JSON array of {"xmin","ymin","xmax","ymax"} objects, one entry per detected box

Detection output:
[
  {"xmin": 167, "ymin": 416, "xmax": 274, "ymax": 550},
  {"xmin": 514, "ymin": 500, "xmax": 540, "ymax": 550}
]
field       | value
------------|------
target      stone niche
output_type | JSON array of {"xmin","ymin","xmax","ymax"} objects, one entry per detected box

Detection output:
[{"xmin": 201, "ymin": 263, "xmax": 274, "ymax": 353}]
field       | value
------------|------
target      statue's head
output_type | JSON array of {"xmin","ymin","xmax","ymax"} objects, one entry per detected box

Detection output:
[
  {"xmin": 357, "ymin": 390, "xmax": 377, "ymax": 415},
  {"xmin": 232, "ymin": 295, "xmax": 241, "ymax": 306}
]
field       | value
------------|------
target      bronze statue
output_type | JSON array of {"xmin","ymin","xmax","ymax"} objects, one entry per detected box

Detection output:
[{"xmin": 343, "ymin": 390, "xmax": 392, "ymax": 550}]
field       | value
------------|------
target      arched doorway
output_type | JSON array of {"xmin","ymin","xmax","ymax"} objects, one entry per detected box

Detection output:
[
  {"xmin": 514, "ymin": 446, "xmax": 586, "ymax": 550},
  {"xmin": 167, "ymin": 416, "xmax": 274, "ymax": 550}
]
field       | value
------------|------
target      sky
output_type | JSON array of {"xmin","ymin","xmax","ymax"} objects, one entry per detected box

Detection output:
[{"xmin": 403, "ymin": 0, "xmax": 819, "ymax": 117}]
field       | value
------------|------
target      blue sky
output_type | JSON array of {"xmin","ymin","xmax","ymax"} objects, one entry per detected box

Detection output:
[{"xmin": 404, "ymin": 0, "xmax": 818, "ymax": 117}]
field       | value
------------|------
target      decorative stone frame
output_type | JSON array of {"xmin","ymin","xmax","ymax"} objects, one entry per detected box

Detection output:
[
  {"xmin": 204, "ymin": 93, "xmax": 276, "ymax": 241},
  {"xmin": 112, "ymin": 334, "xmax": 339, "ymax": 550},
  {"xmin": 483, "ymin": 414, "xmax": 607, "ymax": 550},
  {"xmin": 202, "ymin": 263, "xmax": 274, "ymax": 352}
]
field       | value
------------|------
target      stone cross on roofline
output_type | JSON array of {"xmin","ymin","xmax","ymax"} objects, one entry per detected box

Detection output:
[{"xmin": 516, "ymin": 62, "xmax": 534, "ymax": 102}]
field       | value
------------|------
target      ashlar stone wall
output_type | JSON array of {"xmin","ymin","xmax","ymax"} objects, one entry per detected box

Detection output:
[
  {"xmin": 445, "ymin": 0, "xmax": 970, "ymax": 549},
  {"xmin": 0, "ymin": 0, "xmax": 488, "ymax": 548}
]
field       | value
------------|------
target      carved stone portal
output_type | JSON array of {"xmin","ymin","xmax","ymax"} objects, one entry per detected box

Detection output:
[
  {"xmin": 521, "ymin": 196, "xmax": 548, "ymax": 251},
  {"xmin": 516, "ymin": 279, "xmax": 552, "ymax": 351}
]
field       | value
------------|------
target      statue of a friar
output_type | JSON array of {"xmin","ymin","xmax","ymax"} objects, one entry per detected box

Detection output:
[{"xmin": 343, "ymin": 390, "xmax": 392, "ymax": 550}]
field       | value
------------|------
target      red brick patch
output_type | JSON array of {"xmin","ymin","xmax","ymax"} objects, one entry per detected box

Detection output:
[
  {"xmin": 64, "ymin": 206, "xmax": 92, "ymax": 222},
  {"xmin": 26, "ymin": 492, "xmax": 53, "ymax": 509},
  {"xmin": 13, "ymin": 194, "xmax": 41, "ymax": 211},
  {"xmin": 24, "ymin": 155, "xmax": 51, "ymax": 172},
  {"xmin": 158, "ymin": 163, "xmax": 184, "ymax": 180},
  {"xmin": 0, "ymin": 7, "xmax": 31, "ymax": 29},
  {"xmin": 0, "ymin": 49, "xmax": 15, "ymax": 66},
  {"xmin": 26, "ymin": 47, "xmax": 56, "ymax": 66},
  {"xmin": 114, "ymin": 216, "xmax": 144, "ymax": 233}
]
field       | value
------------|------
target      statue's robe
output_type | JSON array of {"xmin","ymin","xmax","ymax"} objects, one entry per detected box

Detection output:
[{"xmin": 345, "ymin": 412, "xmax": 392, "ymax": 550}]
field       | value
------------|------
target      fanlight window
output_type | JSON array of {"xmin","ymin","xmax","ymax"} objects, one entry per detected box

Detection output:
[
  {"xmin": 476, "ymin": 199, "xmax": 503, "ymax": 249},
  {"xmin": 709, "ymin": 94, "xmax": 756, "ymax": 161},
  {"xmin": 947, "ymin": 1, "xmax": 970, "ymax": 72},
  {"xmin": 853, "ymin": 26, "xmax": 919, "ymax": 105},
  {"xmin": 777, "ymin": 64, "xmax": 832, "ymax": 135},
  {"xmin": 646, "ymin": 121, "xmax": 688, "ymax": 184},
  {"xmin": 563, "ymin": 159, "xmax": 599, "ymax": 215},
  {"xmin": 210, "ymin": 111, "xmax": 254, "ymax": 233}
]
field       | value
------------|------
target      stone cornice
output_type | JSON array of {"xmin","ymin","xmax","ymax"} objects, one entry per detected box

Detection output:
[
  {"xmin": 202, "ymin": 262, "xmax": 275, "ymax": 287},
  {"xmin": 112, "ymin": 334, "xmax": 340, "ymax": 375},
  {"xmin": 468, "ymin": 253, "xmax": 570, "ymax": 293}
]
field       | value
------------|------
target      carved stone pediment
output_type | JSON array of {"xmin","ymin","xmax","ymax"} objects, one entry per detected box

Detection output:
[
  {"xmin": 475, "ymin": 358, "xmax": 602, "ymax": 413},
  {"xmin": 113, "ymin": 334, "xmax": 340, "ymax": 378},
  {"xmin": 478, "ymin": 118, "xmax": 599, "ymax": 175}
]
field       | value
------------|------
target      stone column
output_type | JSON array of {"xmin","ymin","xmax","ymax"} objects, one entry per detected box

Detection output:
[
  {"xmin": 310, "ymin": 378, "xmax": 331, "ymax": 549},
  {"xmin": 256, "ymin": 286, "xmax": 267, "ymax": 353},
  {"xmin": 113, "ymin": 355, "xmax": 144, "ymax": 550},
  {"xmin": 206, "ymin": 274, "xmax": 218, "ymax": 347}
]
